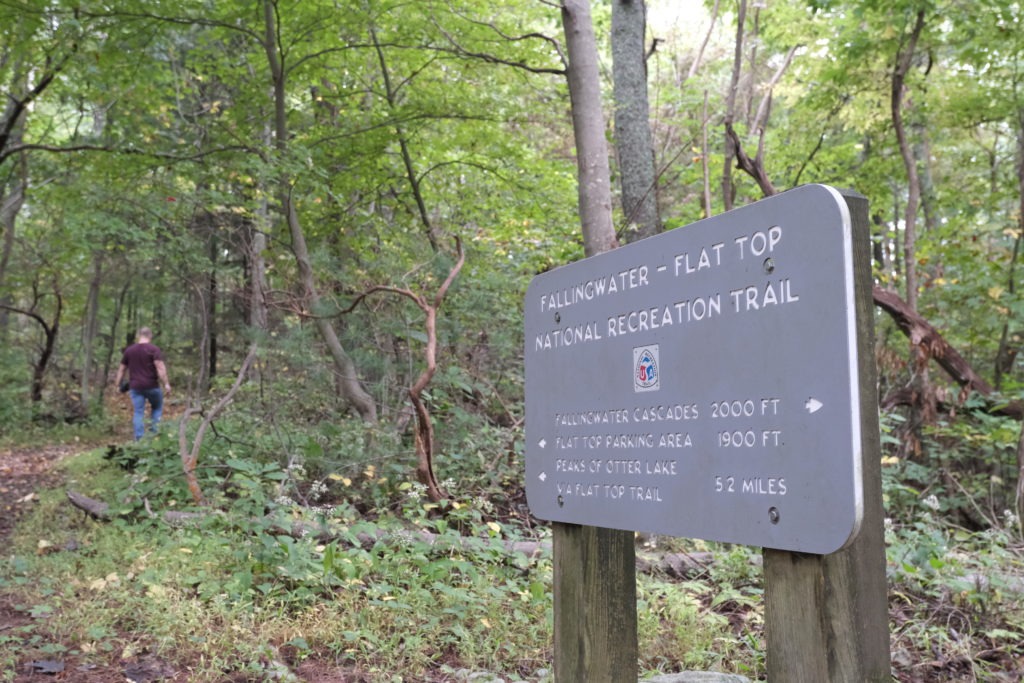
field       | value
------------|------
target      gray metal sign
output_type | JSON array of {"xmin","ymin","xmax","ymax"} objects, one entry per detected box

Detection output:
[{"xmin": 524, "ymin": 184, "xmax": 865, "ymax": 554}]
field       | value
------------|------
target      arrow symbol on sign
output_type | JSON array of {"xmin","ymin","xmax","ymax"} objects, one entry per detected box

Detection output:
[
  {"xmin": 538, "ymin": 438, "xmax": 547, "ymax": 449},
  {"xmin": 805, "ymin": 398, "xmax": 824, "ymax": 414},
  {"xmin": 539, "ymin": 472, "xmax": 547, "ymax": 482}
]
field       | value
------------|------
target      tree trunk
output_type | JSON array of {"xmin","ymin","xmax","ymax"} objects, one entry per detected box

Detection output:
[
  {"xmin": 0, "ymin": 58, "xmax": 28, "ymax": 314},
  {"xmin": 611, "ymin": 0, "xmax": 660, "ymax": 242},
  {"xmin": 0, "ymin": 152, "xmax": 26, "ymax": 339},
  {"xmin": 891, "ymin": 10, "xmax": 933, "ymax": 444},
  {"xmin": 190, "ymin": 283, "xmax": 211, "ymax": 396},
  {"xmin": 563, "ymin": 0, "xmax": 617, "ymax": 258},
  {"xmin": 370, "ymin": 25, "xmax": 440, "ymax": 254},
  {"xmin": 722, "ymin": 0, "xmax": 747, "ymax": 212},
  {"xmin": 20, "ymin": 294, "xmax": 62, "ymax": 404},
  {"xmin": 99, "ymin": 279, "xmax": 131, "ymax": 408},
  {"xmin": 0, "ymin": 171, "xmax": 23, "ymax": 337},
  {"xmin": 996, "ymin": 231, "xmax": 1022, "ymax": 390},
  {"xmin": 1017, "ymin": 421, "xmax": 1024, "ymax": 540},
  {"xmin": 80, "ymin": 252, "xmax": 103, "ymax": 413},
  {"xmin": 555, "ymin": 2, "xmax": 636, "ymax": 681},
  {"xmin": 207, "ymin": 231, "xmax": 218, "ymax": 387},
  {"xmin": 248, "ymin": 219, "xmax": 269, "ymax": 386},
  {"xmin": 914, "ymin": 121, "xmax": 938, "ymax": 233},
  {"xmin": 251, "ymin": 201, "xmax": 270, "ymax": 334},
  {"xmin": 262, "ymin": 0, "xmax": 376, "ymax": 422},
  {"xmin": 892, "ymin": 10, "xmax": 926, "ymax": 313},
  {"xmin": 998, "ymin": 110, "xmax": 1024, "ymax": 390}
]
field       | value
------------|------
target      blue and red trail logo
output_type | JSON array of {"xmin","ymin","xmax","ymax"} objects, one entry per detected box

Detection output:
[{"xmin": 633, "ymin": 345, "xmax": 660, "ymax": 392}]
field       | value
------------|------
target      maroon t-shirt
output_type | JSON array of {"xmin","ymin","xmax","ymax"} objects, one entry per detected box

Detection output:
[{"xmin": 121, "ymin": 342, "xmax": 164, "ymax": 390}]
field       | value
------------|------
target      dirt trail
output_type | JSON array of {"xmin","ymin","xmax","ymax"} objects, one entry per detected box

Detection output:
[
  {"xmin": 0, "ymin": 443, "xmax": 86, "ymax": 541},
  {"xmin": 0, "ymin": 390, "xmax": 196, "ymax": 543}
]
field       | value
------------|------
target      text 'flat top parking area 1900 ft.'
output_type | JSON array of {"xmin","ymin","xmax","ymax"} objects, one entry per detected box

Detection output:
[{"xmin": 524, "ymin": 184, "xmax": 865, "ymax": 554}]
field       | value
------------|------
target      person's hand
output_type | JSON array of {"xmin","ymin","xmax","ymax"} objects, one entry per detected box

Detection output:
[{"xmin": 163, "ymin": 384, "xmax": 171, "ymax": 397}]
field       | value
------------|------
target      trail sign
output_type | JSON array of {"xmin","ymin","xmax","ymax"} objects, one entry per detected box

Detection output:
[{"xmin": 524, "ymin": 184, "xmax": 865, "ymax": 554}]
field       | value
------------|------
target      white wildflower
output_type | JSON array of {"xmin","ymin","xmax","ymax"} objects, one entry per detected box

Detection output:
[
  {"xmin": 921, "ymin": 494, "xmax": 940, "ymax": 511},
  {"xmin": 406, "ymin": 482, "xmax": 427, "ymax": 501},
  {"xmin": 308, "ymin": 479, "xmax": 328, "ymax": 502},
  {"xmin": 883, "ymin": 517, "xmax": 896, "ymax": 543}
]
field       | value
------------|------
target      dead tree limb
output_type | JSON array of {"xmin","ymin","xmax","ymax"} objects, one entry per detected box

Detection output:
[
  {"xmin": 871, "ymin": 287, "xmax": 992, "ymax": 396},
  {"xmin": 873, "ymin": 286, "xmax": 1024, "ymax": 419},
  {"xmin": 66, "ymin": 490, "xmax": 110, "ymax": 519},
  {"xmin": 727, "ymin": 123, "xmax": 777, "ymax": 197}
]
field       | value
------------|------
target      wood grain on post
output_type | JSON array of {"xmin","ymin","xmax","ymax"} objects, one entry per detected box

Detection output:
[
  {"xmin": 763, "ymin": 191, "xmax": 891, "ymax": 681},
  {"xmin": 553, "ymin": 523, "xmax": 637, "ymax": 682}
]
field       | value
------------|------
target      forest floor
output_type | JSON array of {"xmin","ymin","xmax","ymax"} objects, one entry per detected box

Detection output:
[
  {"xmin": 0, "ymin": 396, "xmax": 208, "ymax": 683},
  {"xmin": 0, "ymin": 441, "xmax": 129, "ymax": 683},
  {"xmin": 0, "ymin": 443, "xmax": 80, "ymax": 544},
  {"xmin": 0, "ymin": 436, "xmax": 374, "ymax": 683},
  {"xmin": 2, "ymin": 411, "xmax": 1023, "ymax": 681}
]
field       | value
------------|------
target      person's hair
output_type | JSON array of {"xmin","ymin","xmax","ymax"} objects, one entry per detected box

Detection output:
[{"xmin": 137, "ymin": 326, "xmax": 154, "ymax": 340}]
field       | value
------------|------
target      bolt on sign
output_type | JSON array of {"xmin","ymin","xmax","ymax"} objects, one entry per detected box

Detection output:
[{"xmin": 524, "ymin": 184, "xmax": 867, "ymax": 554}]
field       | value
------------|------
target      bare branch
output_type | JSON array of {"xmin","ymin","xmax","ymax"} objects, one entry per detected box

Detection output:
[
  {"xmin": 793, "ymin": 99, "xmax": 847, "ymax": 186},
  {"xmin": 1, "ymin": 52, "xmax": 72, "ymax": 155},
  {"xmin": 432, "ymin": 3, "xmax": 566, "ymax": 74},
  {"xmin": 342, "ymin": 284, "xmax": 424, "ymax": 316},
  {"xmin": 0, "ymin": 303, "xmax": 48, "ymax": 331},
  {"xmin": 179, "ymin": 344, "xmax": 259, "ymax": 505},
  {"xmin": 686, "ymin": 0, "xmax": 721, "ymax": 81},
  {"xmin": 751, "ymin": 45, "xmax": 798, "ymax": 134},
  {"xmin": 432, "ymin": 236, "xmax": 464, "ymax": 310},
  {"xmin": 1, "ymin": 142, "xmax": 254, "ymax": 166}
]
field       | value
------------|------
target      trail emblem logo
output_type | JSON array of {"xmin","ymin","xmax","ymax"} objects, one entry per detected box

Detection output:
[{"xmin": 633, "ymin": 345, "xmax": 660, "ymax": 392}]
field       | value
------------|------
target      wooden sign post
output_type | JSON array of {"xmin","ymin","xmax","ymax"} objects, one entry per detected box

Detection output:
[
  {"xmin": 525, "ymin": 186, "xmax": 889, "ymax": 681},
  {"xmin": 763, "ymin": 192, "xmax": 890, "ymax": 681},
  {"xmin": 553, "ymin": 524, "xmax": 637, "ymax": 681}
]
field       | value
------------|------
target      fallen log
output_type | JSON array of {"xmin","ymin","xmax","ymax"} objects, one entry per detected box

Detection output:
[
  {"xmin": 873, "ymin": 285, "xmax": 1024, "ymax": 419},
  {"xmin": 66, "ymin": 490, "xmax": 713, "ymax": 578},
  {"xmin": 66, "ymin": 490, "xmax": 110, "ymax": 519}
]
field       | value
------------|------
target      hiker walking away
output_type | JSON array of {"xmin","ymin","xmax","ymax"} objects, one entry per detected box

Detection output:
[{"xmin": 114, "ymin": 327, "xmax": 171, "ymax": 440}]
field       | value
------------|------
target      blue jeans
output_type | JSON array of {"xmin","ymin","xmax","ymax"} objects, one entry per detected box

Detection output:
[{"xmin": 130, "ymin": 387, "xmax": 164, "ymax": 440}]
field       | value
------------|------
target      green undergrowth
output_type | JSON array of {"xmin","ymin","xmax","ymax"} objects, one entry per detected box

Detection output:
[
  {"xmin": 881, "ymin": 408, "xmax": 1024, "ymax": 680},
  {"xmin": 0, "ymin": 433, "xmax": 764, "ymax": 682},
  {"xmin": 4, "ymin": 407, "xmax": 1024, "ymax": 681}
]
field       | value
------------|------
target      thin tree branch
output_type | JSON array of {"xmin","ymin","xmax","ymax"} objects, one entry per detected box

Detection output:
[
  {"xmin": 686, "ymin": 0, "xmax": 721, "ymax": 81},
  {"xmin": 437, "ymin": 1, "xmax": 567, "ymax": 72},
  {"xmin": 432, "ymin": 236, "xmax": 464, "ymax": 309},
  {"xmin": 752, "ymin": 45, "xmax": 798, "ymax": 135}
]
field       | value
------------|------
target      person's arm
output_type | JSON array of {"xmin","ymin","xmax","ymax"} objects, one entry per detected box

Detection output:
[
  {"xmin": 114, "ymin": 363, "xmax": 127, "ymax": 387},
  {"xmin": 155, "ymin": 360, "xmax": 171, "ymax": 395}
]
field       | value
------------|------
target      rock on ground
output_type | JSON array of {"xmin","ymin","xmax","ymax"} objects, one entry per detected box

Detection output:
[{"xmin": 643, "ymin": 673, "xmax": 751, "ymax": 683}]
